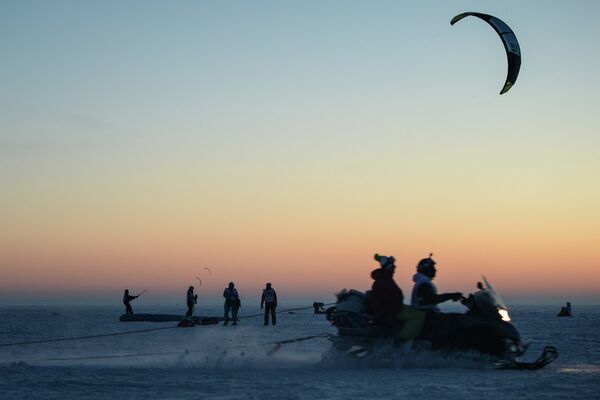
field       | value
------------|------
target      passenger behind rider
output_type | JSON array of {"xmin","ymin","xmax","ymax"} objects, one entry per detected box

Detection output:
[
  {"xmin": 366, "ymin": 254, "xmax": 426, "ymax": 342},
  {"xmin": 410, "ymin": 254, "xmax": 463, "ymax": 311}
]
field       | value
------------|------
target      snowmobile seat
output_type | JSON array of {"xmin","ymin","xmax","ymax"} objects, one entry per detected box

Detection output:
[{"xmin": 334, "ymin": 311, "xmax": 388, "ymax": 337}]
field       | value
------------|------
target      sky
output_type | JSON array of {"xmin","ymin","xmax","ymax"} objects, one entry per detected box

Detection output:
[{"xmin": 1, "ymin": 0, "xmax": 599, "ymax": 305}]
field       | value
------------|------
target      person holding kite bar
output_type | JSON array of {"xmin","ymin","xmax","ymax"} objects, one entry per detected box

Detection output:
[{"xmin": 123, "ymin": 289, "xmax": 142, "ymax": 315}]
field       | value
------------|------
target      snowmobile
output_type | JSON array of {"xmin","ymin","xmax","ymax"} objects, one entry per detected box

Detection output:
[{"xmin": 326, "ymin": 278, "xmax": 557, "ymax": 370}]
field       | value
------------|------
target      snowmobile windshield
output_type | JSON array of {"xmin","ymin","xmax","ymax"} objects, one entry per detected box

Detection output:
[{"xmin": 474, "ymin": 277, "xmax": 511, "ymax": 321}]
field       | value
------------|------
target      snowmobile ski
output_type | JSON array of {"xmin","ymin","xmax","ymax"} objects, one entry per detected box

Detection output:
[{"xmin": 494, "ymin": 346, "xmax": 558, "ymax": 370}]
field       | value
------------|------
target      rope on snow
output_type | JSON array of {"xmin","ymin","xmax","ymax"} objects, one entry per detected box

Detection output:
[{"xmin": 10, "ymin": 333, "xmax": 332, "ymax": 363}]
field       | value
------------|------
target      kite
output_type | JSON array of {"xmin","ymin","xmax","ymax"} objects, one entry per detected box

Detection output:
[{"xmin": 451, "ymin": 12, "xmax": 521, "ymax": 94}]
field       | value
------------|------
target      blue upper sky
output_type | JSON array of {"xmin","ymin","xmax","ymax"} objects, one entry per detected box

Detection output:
[{"xmin": 1, "ymin": 1, "xmax": 599, "ymax": 304}]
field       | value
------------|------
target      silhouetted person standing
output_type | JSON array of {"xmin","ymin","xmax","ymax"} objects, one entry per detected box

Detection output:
[
  {"xmin": 123, "ymin": 289, "xmax": 138, "ymax": 315},
  {"xmin": 186, "ymin": 286, "xmax": 198, "ymax": 317},
  {"xmin": 261, "ymin": 282, "xmax": 278, "ymax": 326},
  {"xmin": 223, "ymin": 282, "xmax": 240, "ymax": 325}
]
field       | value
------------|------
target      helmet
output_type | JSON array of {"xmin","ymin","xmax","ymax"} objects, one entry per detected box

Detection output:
[
  {"xmin": 374, "ymin": 253, "xmax": 396, "ymax": 271},
  {"xmin": 417, "ymin": 253, "xmax": 436, "ymax": 274}
]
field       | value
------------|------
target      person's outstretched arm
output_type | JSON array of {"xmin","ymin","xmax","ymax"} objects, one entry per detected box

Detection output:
[{"xmin": 417, "ymin": 283, "xmax": 462, "ymax": 305}]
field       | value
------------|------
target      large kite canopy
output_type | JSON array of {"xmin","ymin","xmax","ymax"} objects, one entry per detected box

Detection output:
[{"xmin": 451, "ymin": 12, "xmax": 521, "ymax": 95}]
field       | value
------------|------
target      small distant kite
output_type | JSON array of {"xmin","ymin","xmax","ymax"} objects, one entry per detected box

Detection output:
[
  {"xmin": 451, "ymin": 12, "xmax": 521, "ymax": 94},
  {"xmin": 193, "ymin": 267, "xmax": 211, "ymax": 287}
]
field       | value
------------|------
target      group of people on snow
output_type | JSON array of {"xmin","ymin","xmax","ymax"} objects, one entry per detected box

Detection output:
[
  {"xmin": 123, "ymin": 252, "xmax": 460, "ymax": 334},
  {"xmin": 123, "ymin": 282, "xmax": 278, "ymax": 326},
  {"xmin": 367, "ymin": 253, "xmax": 463, "ymax": 341}
]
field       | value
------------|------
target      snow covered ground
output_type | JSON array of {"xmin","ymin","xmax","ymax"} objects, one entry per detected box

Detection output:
[{"xmin": 1, "ymin": 303, "xmax": 598, "ymax": 399}]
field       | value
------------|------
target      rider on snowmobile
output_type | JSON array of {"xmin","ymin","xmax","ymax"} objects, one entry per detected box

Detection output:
[
  {"xmin": 366, "ymin": 254, "xmax": 426, "ymax": 341},
  {"xmin": 410, "ymin": 254, "xmax": 463, "ymax": 312}
]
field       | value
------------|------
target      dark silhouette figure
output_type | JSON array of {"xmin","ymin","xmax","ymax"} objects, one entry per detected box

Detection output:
[
  {"xmin": 223, "ymin": 282, "xmax": 240, "ymax": 325},
  {"xmin": 261, "ymin": 282, "xmax": 278, "ymax": 326},
  {"xmin": 123, "ymin": 289, "xmax": 138, "ymax": 315},
  {"xmin": 366, "ymin": 254, "xmax": 405, "ymax": 322},
  {"xmin": 313, "ymin": 302, "xmax": 326, "ymax": 314},
  {"xmin": 186, "ymin": 286, "xmax": 198, "ymax": 317},
  {"xmin": 365, "ymin": 253, "xmax": 425, "ymax": 341},
  {"xmin": 557, "ymin": 302, "xmax": 572, "ymax": 317}
]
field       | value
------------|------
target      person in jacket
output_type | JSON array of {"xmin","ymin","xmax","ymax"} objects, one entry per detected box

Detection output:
[
  {"xmin": 366, "ymin": 253, "xmax": 426, "ymax": 341},
  {"xmin": 367, "ymin": 254, "xmax": 404, "ymax": 322},
  {"xmin": 123, "ymin": 289, "xmax": 138, "ymax": 315},
  {"xmin": 186, "ymin": 286, "xmax": 198, "ymax": 317},
  {"xmin": 410, "ymin": 254, "xmax": 463, "ymax": 311},
  {"xmin": 261, "ymin": 282, "xmax": 278, "ymax": 326},
  {"xmin": 223, "ymin": 282, "xmax": 240, "ymax": 325}
]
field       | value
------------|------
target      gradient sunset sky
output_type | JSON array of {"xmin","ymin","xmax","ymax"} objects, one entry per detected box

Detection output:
[{"xmin": 1, "ymin": 1, "xmax": 599, "ymax": 304}]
